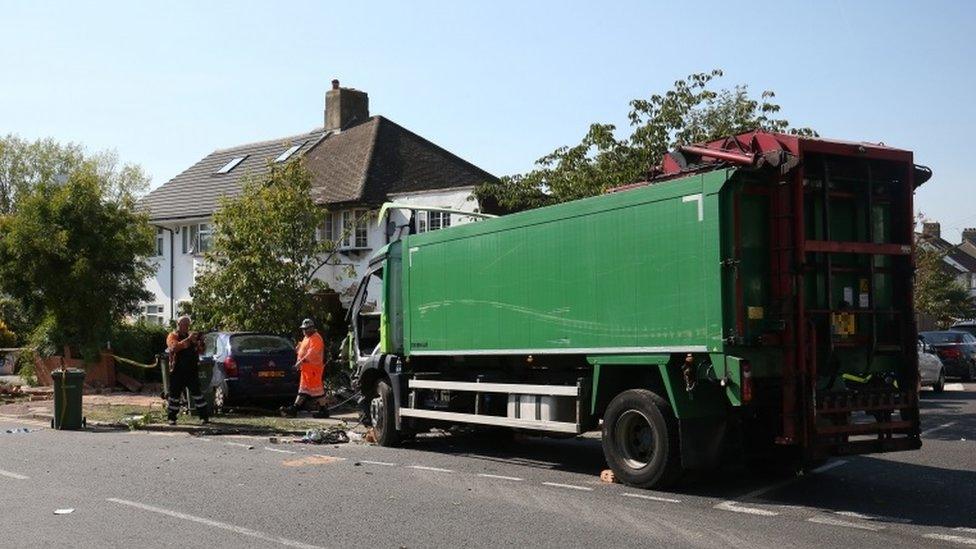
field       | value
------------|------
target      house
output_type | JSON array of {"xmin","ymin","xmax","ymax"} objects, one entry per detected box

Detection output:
[
  {"xmin": 916, "ymin": 222, "xmax": 976, "ymax": 299},
  {"xmin": 137, "ymin": 80, "xmax": 498, "ymax": 324}
]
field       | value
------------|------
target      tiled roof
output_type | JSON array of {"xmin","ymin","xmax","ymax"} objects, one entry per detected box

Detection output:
[
  {"xmin": 138, "ymin": 129, "xmax": 324, "ymax": 221},
  {"xmin": 139, "ymin": 116, "xmax": 497, "ymax": 221}
]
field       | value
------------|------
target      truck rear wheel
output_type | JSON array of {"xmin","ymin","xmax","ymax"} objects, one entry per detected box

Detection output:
[
  {"xmin": 602, "ymin": 389, "xmax": 682, "ymax": 489},
  {"xmin": 370, "ymin": 379, "xmax": 400, "ymax": 447}
]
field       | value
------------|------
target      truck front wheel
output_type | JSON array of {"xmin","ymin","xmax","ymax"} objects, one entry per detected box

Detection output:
[
  {"xmin": 602, "ymin": 389, "xmax": 682, "ymax": 489},
  {"xmin": 370, "ymin": 379, "xmax": 400, "ymax": 447}
]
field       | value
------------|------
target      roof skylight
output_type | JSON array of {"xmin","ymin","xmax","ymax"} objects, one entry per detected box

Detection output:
[
  {"xmin": 215, "ymin": 155, "xmax": 247, "ymax": 174},
  {"xmin": 274, "ymin": 142, "xmax": 306, "ymax": 164}
]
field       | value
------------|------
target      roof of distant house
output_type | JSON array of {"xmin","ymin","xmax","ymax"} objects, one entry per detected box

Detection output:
[{"xmin": 138, "ymin": 116, "xmax": 497, "ymax": 221}]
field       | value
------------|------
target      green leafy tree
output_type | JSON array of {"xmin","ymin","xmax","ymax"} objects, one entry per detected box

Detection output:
[
  {"xmin": 0, "ymin": 134, "xmax": 149, "ymax": 214},
  {"xmin": 915, "ymin": 245, "xmax": 976, "ymax": 328},
  {"xmin": 0, "ymin": 162, "xmax": 155, "ymax": 359},
  {"xmin": 190, "ymin": 160, "xmax": 329, "ymax": 334},
  {"xmin": 477, "ymin": 70, "xmax": 815, "ymax": 212}
]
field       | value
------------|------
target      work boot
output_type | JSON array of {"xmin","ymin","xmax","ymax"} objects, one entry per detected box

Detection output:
[
  {"xmin": 168, "ymin": 419, "xmax": 177, "ymax": 426},
  {"xmin": 279, "ymin": 405, "xmax": 298, "ymax": 418}
]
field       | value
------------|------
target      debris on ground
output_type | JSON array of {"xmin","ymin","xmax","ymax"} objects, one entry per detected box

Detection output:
[
  {"xmin": 0, "ymin": 383, "xmax": 23, "ymax": 396},
  {"xmin": 600, "ymin": 469, "xmax": 617, "ymax": 484},
  {"xmin": 363, "ymin": 427, "xmax": 377, "ymax": 444},
  {"xmin": 4, "ymin": 427, "xmax": 36, "ymax": 434},
  {"xmin": 300, "ymin": 427, "xmax": 349, "ymax": 445},
  {"xmin": 116, "ymin": 372, "xmax": 143, "ymax": 393}
]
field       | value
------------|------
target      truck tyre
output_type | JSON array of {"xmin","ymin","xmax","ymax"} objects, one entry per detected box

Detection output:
[
  {"xmin": 602, "ymin": 389, "xmax": 682, "ymax": 489},
  {"xmin": 371, "ymin": 379, "xmax": 400, "ymax": 447}
]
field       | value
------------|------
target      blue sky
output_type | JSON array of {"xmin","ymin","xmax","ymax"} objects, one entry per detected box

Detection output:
[{"xmin": 2, "ymin": 1, "xmax": 974, "ymax": 239}]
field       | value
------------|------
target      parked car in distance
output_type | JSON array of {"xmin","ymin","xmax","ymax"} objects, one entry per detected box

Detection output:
[
  {"xmin": 918, "ymin": 330, "xmax": 976, "ymax": 381},
  {"xmin": 202, "ymin": 332, "xmax": 298, "ymax": 411},
  {"xmin": 917, "ymin": 338, "xmax": 946, "ymax": 393},
  {"xmin": 950, "ymin": 321, "xmax": 976, "ymax": 338}
]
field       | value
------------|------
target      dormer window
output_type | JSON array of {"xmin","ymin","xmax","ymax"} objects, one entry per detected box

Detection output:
[
  {"xmin": 274, "ymin": 142, "xmax": 306, "ymax": 163},
  {"xmin": 215, "ymin": 155, "xmax": 247, "ymax": 174}
]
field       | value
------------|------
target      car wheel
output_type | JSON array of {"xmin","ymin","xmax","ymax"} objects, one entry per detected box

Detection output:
[
  {"xmin": 601, "ymin": 389, "xmax": 682, "ymax": 489},
  {"xmin": 933, "ymin": 370, "xmax": 946, "ymax": 393},
  {"xmin": 370, "ymin": 379, "xmax": 400, "ymax": 447}
]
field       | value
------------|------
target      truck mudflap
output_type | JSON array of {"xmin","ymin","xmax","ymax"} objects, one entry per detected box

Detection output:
[
  {"xmin": 678, "ymin": 416, "xmax": 730, "ymax": 470},
  {"xmin": 810, "ymin": 388, "xmax": 921, "ymax": 458}
]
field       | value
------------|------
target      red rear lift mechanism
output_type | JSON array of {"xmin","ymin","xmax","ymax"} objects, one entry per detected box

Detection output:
[{"xmin": 640, "ymin": 131, "xmax": 931, "ymax": 457}]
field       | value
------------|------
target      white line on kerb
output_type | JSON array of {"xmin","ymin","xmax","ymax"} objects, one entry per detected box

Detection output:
[
  {"xmin": 834, "ymin": 510, "xmax": 912, "ymax": 524},
  {"xmin": 810, "ymin": 459, "xmax": 849, "ymax": 474},
  {"xmin": 922, "ymin": 422, "xmax": 956, "ymax": 436},
  {"xmin": 807, "ymin": 516, "xmax": 885, "ymax": 531},
  {"xmin": 224, "ymin": 442, "xmax": 254, "ymax": 449},
  {"xmin": 107, "ymin": 498, "xmax": 325, "ymax": 549},
  {"xmin": 263, "ymin": 447, "xmax": 297, "ymax": 454},
  {"xmin": 542, "ymin": 482, "xmax": 593, "ymax": 491},
  {"xmin": 359, "ymin": 460, "xmax": 397, "ymax": 467},
  {"xmin": 621, "ymin": 492, "xmax": 681, "ymax": 503},
  {"xmin": 956, "ymin": 528, "xmax": 976, "ymax": 534},
  {"xmin": 714, "ymin": 501, "xmax": 779, "ymax": 516},
  {"xmin": 0, "ymin": 469, "xmax": 29, "ymax": 480},
  {"xmin": 924, "ymin": 533, "xmax": 976, "ymax": 545},
  {"xmin": 407, "ymin": 465, "xmax": 454, "ymax": 473},
  {"xmin": 477, "ymin": 473, "xmax": 523, "ymax": 481}
]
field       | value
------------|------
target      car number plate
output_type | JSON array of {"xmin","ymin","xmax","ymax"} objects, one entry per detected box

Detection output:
[{"xmin": 257, "ymin": 371, "xmax": 285, "ymax": 378}]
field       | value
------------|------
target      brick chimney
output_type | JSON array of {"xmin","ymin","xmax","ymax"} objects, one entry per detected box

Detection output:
[
  {"xmin": 325, "ymin": 79, "xmax": 369, "ymax": 132},
  {"xmin": 922, "ymin": 222, "xmax": 941, "ymax": 240},
  {"xmin": 963, "ymin": 228, "xmax": 976, "ymax": 245}
]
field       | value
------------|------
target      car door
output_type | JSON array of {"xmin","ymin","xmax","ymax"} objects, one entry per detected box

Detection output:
[{"xmin": 917, "ymin": 340, "xmax": 939, "ymax": 385}]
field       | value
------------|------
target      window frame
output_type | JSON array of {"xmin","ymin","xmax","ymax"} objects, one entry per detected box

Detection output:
[{"xmin": 155, "ymin": 227, "xmax": 165, "ymax": 257}]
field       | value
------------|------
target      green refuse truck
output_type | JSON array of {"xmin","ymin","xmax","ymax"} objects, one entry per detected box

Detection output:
[{"xmin": 348, "ymin": 131, "xmax": 929, "ymax": 488}]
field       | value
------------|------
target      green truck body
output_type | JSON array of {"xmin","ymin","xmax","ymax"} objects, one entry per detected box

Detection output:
[{"xmin": 350, "ymin": 132, "xmax": 925, "ymax": 488}]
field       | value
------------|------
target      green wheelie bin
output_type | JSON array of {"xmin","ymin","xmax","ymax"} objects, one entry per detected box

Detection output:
[{"xmin": 51, "ymin": 368, "xmax": 86, "ymax": 430}]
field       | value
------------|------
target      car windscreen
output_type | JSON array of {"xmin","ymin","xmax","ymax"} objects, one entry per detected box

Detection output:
[
  {"xmin": 921, "ymin": 331, "xmax": 964, "ymax": 344},
  {"xmin": 230, "ymin": 335, "xmax": 293, "ymax": 354}
]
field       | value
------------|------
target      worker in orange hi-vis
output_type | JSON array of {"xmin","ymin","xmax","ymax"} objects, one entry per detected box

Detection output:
[{"xmin": 280, "ymin": 318, "xmax": 329, "ymax": 418}]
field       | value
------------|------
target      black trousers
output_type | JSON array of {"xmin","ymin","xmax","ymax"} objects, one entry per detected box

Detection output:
[{"xmin": 167, "ymin": 366, "xmax": 209, "ymax": 421}]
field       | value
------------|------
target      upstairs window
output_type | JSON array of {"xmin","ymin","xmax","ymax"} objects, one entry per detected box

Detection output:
[
  {"xmin": 339, "ymin": 209, "xmax": 369, "ymax": 248},
  {"xmin": 181, "ymin": 223, "xmax": 212, "ymax": 255},
  {"xmin": 139, "ymin": 304, "xmax": 165, "ymax": 325},
  {"xmin": 429, "ymin": 210, "xmax": 451, "ymax": 231},
  {"xmin": 155, "ymin": 227, "xmax": 165, "ymax": 256},
  {"xmin": 274, "ymin": 142, "xmax": 306, "ymax": 164},
  {"xmin": 215, "ymin": 155, "xmax": 247, "ymax": 174},
  {"xmin": 318, "ymin": 212, "xmax": 337, "ymax": 243}
]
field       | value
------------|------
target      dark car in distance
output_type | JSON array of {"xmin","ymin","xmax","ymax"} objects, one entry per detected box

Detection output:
[
  {"xmin": 919, "ymin": 330, "xmax": 976, "ymax": 381},
  {"xmin": 202, "ymin": 332, "xmax": 298, "ymax": 411}
]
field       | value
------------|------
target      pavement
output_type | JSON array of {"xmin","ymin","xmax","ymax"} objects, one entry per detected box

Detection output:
[{"xmin": 0, "ymin": 383, "xmax": 973, "ymax": 548}]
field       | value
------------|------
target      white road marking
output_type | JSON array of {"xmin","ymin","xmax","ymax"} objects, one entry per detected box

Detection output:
[
  {"xmin": 0, "ymin": 469, "xmax": 29, "ymax": 480},
  {"xmin": 107, "ymin": 498, "xmax": 325, "ymax": 549},
  {"xmin": 196, "ymin": 437, "xmax": 212, "ymax": 442},
  {"xmin": 621, "ymin": 492, "xmax": 681, "ymax": 504},
  {"xmin": 956, "ymin": 528, "xmax": 976, "ymax": 534},
  {"xmin": 407, "ymin": 465, "xmax": 454, "ymax": 473},
  {"xmin": 477, "ymin": 473, "xmax": 523, "ymax": 481},
  {"xmin": 542, "ymin": 482, "xmax": 593, "ymax": 492},
  {"xmin": 922, "ymin": 422, "xmax": 956, "ymax": 436},
  {"xmin": 807, "ymin": 516, "xmax": 885, "ymax": 531},
  {"xmin": 225, "ymin": 442, "xmax": 255, "ymax": 449},
  {"xmin": 359, "ymin": 460, "xmax": 397, "ymax": 467},
  {"xmin": 312, "ymin": 455, "xmax": 346, "ymax": 461},
  {"xmin": 714, "ymin": 501, "xmax": 779, "ymax": 516},
  {"xmin": 834, "ymin": 510, "xmax": 912, "ymax": 524},
  {"xmin": 924, "ymin": 533, "xmax": 976, "ymax": 545},
  {"xmin": 945, "ymin": 383, "xmax": 965, "ymax": 391},
  {"xmin": 263, "ymin": 447, "xmax": 297, "ymax": 455},
  {"xmin": 810, "ymin": 459, "xmax": 849, "ymax": 474},
  {"xmin": 740, "ymin": 477, "xmax": 802, "ymax": 500}
]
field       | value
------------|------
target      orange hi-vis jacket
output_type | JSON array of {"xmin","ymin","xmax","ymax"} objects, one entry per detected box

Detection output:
[{"xmin": 296, "ymin": 331, "xmax": 326, "ymax": 396}]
